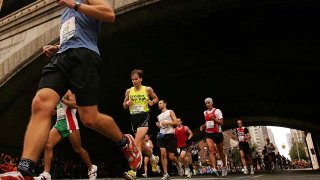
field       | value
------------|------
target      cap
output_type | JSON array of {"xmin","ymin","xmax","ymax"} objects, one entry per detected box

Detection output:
[{"xmin": 204, "ymin": 97, "xmax": 213, "ymax": 104}]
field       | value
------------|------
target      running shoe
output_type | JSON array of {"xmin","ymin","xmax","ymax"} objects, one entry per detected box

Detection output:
[
  {"xmin": 123, "ymin": 172, "xmax": 136, "ymax": 180},
  {"xmin": 88, "ymin": 165, "xmax": 98, "ymax": 180},
  {"xmin": 186, "ymin": 172, "xmax": 192, "ymax": 178},
  {"xmin": 161, "ymin": 173, "xmax": 169, "ymax": 180},
  {"xmin": 151, "ymin": 155, "xmax": 159, "ymax": 172},
  {"xmin": 156, "ymin": 165, "xmax": 161, "ymax": 173},
  {"xmin": 222, "ymin": 167, "xmax": 228, "ymax": 176},
  {"xmin": 250, "ymin": 169, "xmax": 254, "ymax": 175},
  {"xmin": 141, "ymin": 173, "xmax": 147, "ymax": 178},
  {"xmin": 244, "ymin": 168, "xmax": 249, "ymax": 175},
  {"xmin": 0, "ymin": 171, "xmax": 32, "ymax": 180},
  {"xmin": 121, "ymin": 134, "xmax": 142, "ymax": 171},
  {"xmin": 177, "ymin": 165, "xmax": 184, "ymax": 176},
  {"xmin": 34, "ymin": 171, "xmax": 51, "ymax": 180}
]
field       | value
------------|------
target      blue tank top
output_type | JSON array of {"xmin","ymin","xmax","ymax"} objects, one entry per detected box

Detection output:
[{"xmin": 58, "ymin": 0, "xmax": 102, "ymax": 55}]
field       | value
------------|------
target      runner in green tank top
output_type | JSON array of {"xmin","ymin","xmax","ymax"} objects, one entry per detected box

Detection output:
[{"xmin": 34, "ymin": 90, "xmax": 97, "ymax": 180}]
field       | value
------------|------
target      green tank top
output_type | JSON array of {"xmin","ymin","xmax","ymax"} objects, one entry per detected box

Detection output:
[{"xmin": 129, "ymin": 86, "xmax": 150, "ymax": 114}]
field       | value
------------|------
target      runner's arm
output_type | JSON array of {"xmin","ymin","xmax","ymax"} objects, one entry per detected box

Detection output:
[{"xmin": 147, "ymin": 86, "xmax": 159, "ymax": 106}]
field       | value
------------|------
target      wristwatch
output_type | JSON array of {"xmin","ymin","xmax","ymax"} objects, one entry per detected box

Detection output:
[{"xmin": 74, "ymin": 1, "xmax": 81, "ymax": 11}]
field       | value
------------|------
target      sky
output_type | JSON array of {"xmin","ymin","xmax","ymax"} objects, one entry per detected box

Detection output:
[{"xmin": 267, "ymin": 126, "xmax": 291, "ymax": 159}]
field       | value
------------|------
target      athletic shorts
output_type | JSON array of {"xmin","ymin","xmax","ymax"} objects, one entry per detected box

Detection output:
[
  {"xmin": 38, "ymin": 48, "xmax": 101, "ymax": 106},
  {"xmin": 54, "ymin": 118, "xmax": 79, "ymax": 138},
  {"xmin": 206, "ymin": 132, "xmax": 224, "ymax": 144},
  {"xmin": 239, "ymin": 142, "xmax": 251, "ymax": 154},
  {"xmin": 157, "ymin": 134, "xmax": 177, "ymax": 153},
  {"xmin": 130, "ymin": 112, "xmax": 150, "ymax": 133}
]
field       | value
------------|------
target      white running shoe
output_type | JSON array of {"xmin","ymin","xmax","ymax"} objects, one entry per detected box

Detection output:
[
  {"xmin": 211, "ymin": 169, "xmax": 219, "ymax": 176},
  {"xmin": 251, "ymin": 169, "xmax": 255, "ymax": 175},
  {"xmin": 244, "ymin": 168, "xmax": 249, "ymax": 175},
  {"xmin": 156, "ymin": 165, "xmax": 161, "ymax": 173},
  {"xmin": 161, "ymin": 173, "xmax": 169, "ymax": 180},
  {"xmin": 222, "ymin": 167, "xmax": 228, "ymax": 176},
  {"xmin": 34, "ymin": 172, "xmax": 51, "ymax": 180},
  {"xmin": 141, "ymin": 173, "xmax": 147, "ymax": 178},
  {"xmin": 184, "ymin": 167, "xmax": 190, "ymax": 175},
  {"xmin": 88, "ymin": 165, "xmax": 98, "ymax": 180},
  {"xmin": 186, "ymin": 172, "xmax": 192, "ymax": 178}
]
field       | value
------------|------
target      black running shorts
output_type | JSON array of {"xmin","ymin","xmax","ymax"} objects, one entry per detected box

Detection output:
[
  {"xmin": 206, "ymin": 132, "xmax": 224, "ymax": 144},
  {"xmin": 239, "ymin": 142, "xmax": 251, "ymax": 154},
  {"xmin": 130, "ymin": 112, "xmax": 150, "ymax": 133},
  {"xmin": 38, "ymin": 48, "xmax": 101, "ymax": 106},
  {"xmin": 157, "ymin": 134, "xmax": 177, "ymax": 153}
]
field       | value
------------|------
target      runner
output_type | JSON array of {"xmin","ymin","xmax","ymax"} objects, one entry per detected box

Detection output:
[
  {"xmin": 123, "ymin": 69, "xmax": 159, "ymax": 180},
  {"xmin": 236, "ymin": 119, "xmax": 254, "ymax": 175},
  {"xmin": 141, "ymin": 135, "xmax": 161, "ymax": 178},
  {"xmin": 200, "ymin": 97, "xmax": 227, "ymax": 176},
  {"xmin": 34, "ymin": 90, "xmax": 97, "ymax": 180},
  {"xmin": 175, "ymin": 118, "xmax": 193, "ymax": 178},
  {"xmin": 156, "ymin": 100, "xmax": 183, "ymax": 180},
  {"xmin": 189, "ymin": 142, "xmax": 201, "ymax": 175},
  {"xmin": 0, "ymin": 1, "xmax": 141, "ymax": 179},
  {"xmin": 265, "ymin": 138, "xmax": 276, "ymax": 171}
]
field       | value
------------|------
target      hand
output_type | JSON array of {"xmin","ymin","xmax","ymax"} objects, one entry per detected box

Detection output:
[
  {"xmin": 43, "ymin": 45, "xmax": 59, "ymax": 58},
  {"xmin": 156, "ymin": 122, "xmax": 160, "ymax": 128},
  {"xmin": 200, "ymin": 125, "xmax": 205, "ymax": 132},
  {"xmin": 161, "ymin": 120, "xmax": 168, "ymax": 127},
  {"xmin": 56, "ymin": 0, "xmax": 75, "ymax": 9},
  {"xmin": 125, "ymin": 100, "xmax": 132, "ymax": 106},
  {"xmin": 148, "ymin": 100, "xmax": 154, "ymax": 106}
]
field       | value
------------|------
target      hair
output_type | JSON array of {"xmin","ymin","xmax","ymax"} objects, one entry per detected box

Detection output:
[
  {"xmin": 159, "ymin": 99, "xmax": 167, "ymax": 104},
  {"xmin": 204, "ymin": 97, "xmax": 213, "ymax": 104},
  {"xmin": 131, "ymin": 69, "xmax": 144, "ymax": 78}
]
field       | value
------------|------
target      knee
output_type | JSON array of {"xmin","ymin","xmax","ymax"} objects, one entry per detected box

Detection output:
[{"xmin": 81, "ymin": 116, "xmax": 96, "ymax": 128}]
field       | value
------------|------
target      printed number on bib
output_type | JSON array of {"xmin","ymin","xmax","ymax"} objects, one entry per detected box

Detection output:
[
  {"xmin": 57, "ymin": 108, "xmax": 65, "ymax": 121},
  {"xmin": 60, "ymin": 17, "xmax": 76, "ymax": 44},
  {"xmin": 238, "ymin": 135, "xmax": 244, "ymax": 142},
  {"xmin": 206, "ymin": 121, "xmax": 214, "ymax": 128},
  {"xmin": 132, "ymin": 105, "xmax": 144, "ymax": 114}
]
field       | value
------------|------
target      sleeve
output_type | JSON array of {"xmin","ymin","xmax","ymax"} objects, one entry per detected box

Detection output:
[{"xmin": 215, "ymin": 109, "xmax": 223, "ymax": 119}]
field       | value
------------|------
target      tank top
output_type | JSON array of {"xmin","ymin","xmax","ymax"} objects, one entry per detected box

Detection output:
[
  {"xmin": 58, "ymin": 0, "xmax": 101, "ymax": 55},
  {"xmin": 236, "ymin": 127, "xmax": 249, "ymax": 142},
  {"xmin": 266, "ymin": 143, "xmax": 274, "ymax": 153},
  {"xmin": 158, "ymin": 110, "xmax": 174, "ymax": 134},
  {"xmin": 175, "ymin": 125, "xmax": 187, "ymax": 148},
  {"xmin": 129, "ymin": 86, "xmax": 150, "ymax": 114},
  {"xmin": 204, "ymin": 108, "xmax": 222, "ymax": 133}
]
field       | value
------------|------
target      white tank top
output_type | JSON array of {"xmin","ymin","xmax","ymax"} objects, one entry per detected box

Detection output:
[{"xmin": 158, "ymin": 109, "xmax": 174, "ymax": 134}]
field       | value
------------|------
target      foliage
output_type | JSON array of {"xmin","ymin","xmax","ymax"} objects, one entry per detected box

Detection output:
[{"xmin": 289, "ymin": 141, "xmax": 307, "ymax": 161}]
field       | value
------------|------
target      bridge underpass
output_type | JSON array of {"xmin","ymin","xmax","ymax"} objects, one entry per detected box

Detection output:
[{"xmin": 0, "ymin": 0, "xmax": 320, "ymax": 166}]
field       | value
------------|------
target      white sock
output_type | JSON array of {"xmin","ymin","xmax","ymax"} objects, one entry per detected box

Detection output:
[
  {"xmin": 250, "ymin": 165, "xmax": 253, "ymax": 170},
  {"xmin": 244, "ymin": 166, "xmax": 247, "ymax": 170}
]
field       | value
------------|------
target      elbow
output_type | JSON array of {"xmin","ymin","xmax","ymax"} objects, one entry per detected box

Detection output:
[{"xmin": 106, "ymin": 12, "xmax": 115, "ymax": 23}]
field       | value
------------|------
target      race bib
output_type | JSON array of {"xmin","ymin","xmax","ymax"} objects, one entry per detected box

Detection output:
[
  {"xmin": 206, "ymin": 121, "xmax": 214, "ymax": 128},
  {"xmin": 238, "ymin": 135, "xmax": 244, "ymax": 142},
  {"xmin": 56, "ymin": 107, "xmax": 65, "ymax": 121},
  {"xmin": 60, "ymin": 17, "xmax": 76, "ymax": 44},
  {"xmin": 191, "ymin": 149, "xmax": 198, "ymax": 155},
  {"xmin": 132, "ymin": 105, "xmax": 144, "ymax": 114}
]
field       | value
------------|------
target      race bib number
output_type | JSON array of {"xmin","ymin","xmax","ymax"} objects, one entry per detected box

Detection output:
[
  {"xmin": 206, "ymin": 121, "xmax": 214, "ymax": 128},
  {"xmin": 132, "ymin": 105, "xmax": 144, "ymax": 114},
  {"xmin": 56, "ymin": 108, "xmax": 65, "ymax": 121},
  {"xmin": 238, "ymin": 135, "xmax": 244, "ymax": 142},
  {"xmin": 60, "ymin": 17, "xmax": 76, "ymax": 44},
  {"xmin": 191, "ymin": 149, "xmax": 198, "ymax": 155}
]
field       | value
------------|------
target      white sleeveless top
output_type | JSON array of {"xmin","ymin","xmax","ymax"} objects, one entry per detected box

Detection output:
[{"xmin": 158, "ymin": 109, "xmax": 174, "ymax": 134}]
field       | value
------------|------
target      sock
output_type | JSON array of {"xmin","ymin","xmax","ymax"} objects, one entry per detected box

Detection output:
[
  {"xmin": 117, "ymin": 136, "xmax": 128, "ymax": 148},
  {"xmin": 244, "ymin": 166, "xmax": 247, "ymax": 170},
  {"xmin": 151, "ymin": 154, "xmax": 156, "ymax": 162},
  {"xmin": 17, "ymin": 159, "xmax": 37, "ymax": 177},
  {"xmin": 250, "ymin": 165, "xmax": 254, "ymax": 170}
]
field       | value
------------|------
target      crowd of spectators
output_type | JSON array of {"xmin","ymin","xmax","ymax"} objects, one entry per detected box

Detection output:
[{"xmin": 0, "ymin": 153, "xmax": 19, "ymax": 173}]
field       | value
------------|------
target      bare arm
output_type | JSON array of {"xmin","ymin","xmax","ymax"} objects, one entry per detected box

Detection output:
[
  {"xmin": 185, "ymin": 126, "xmax": 193, "ymax": 140},
  {"xmin": 61, "ymin": 90, "xmax": 77, "ymax": 109},
  {"xmin": 123, "ymin": 89, "xmax": 132, "ymax": 109},
  {"xmin": 57, "ymin": 0, "xmax": 115, "ymax": 22},
  {"xmin": 168, "ymin": 110, "xmax": 178, "ymax": 126},
  {"xmin": 147, "ymin": 86, "xmax": 159, "ymax": 107}
]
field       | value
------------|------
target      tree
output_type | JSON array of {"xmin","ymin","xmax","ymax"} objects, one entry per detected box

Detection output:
[
  {"xmin": 231, "ymin": 147, "xmax": 241, "ymax": 167},
  {"xmin": 289, "ymin": 141, "xmax": 307, "ymax": 161}
]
